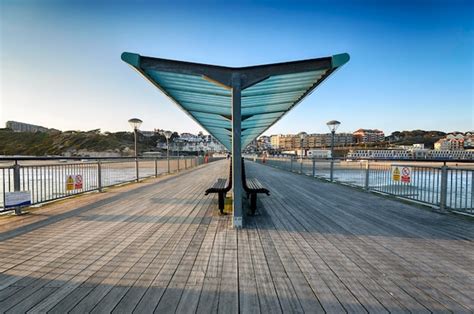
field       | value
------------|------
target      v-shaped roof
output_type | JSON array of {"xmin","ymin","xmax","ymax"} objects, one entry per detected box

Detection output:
[{"xmin": 122, "ymin": 52, "xmax": 349, "ymax": 150}]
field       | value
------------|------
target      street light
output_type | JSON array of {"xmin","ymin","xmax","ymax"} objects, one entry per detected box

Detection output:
[
  {"xmin": 299, "ymin": 133, "xmax": 305, "ymax": 158},
  {"xmin": 299, "ymin": 133, "xmax": 305, "ymax": 174},
  {"xmin": 326, "ymin": 120, "xmax": 341, "ymax": 181},
  {"xmin": 128, "ymin": 118, "xmax": 142, "ymax": 182},
  {"xmin": 161, "ymin": 130, "xmax": 173, "ymax": 173}
]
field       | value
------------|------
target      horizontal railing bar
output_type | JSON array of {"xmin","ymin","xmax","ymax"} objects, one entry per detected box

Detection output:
[{"xmin": 0, "ymin": 156, "xmax": 196, "ymax": 161}]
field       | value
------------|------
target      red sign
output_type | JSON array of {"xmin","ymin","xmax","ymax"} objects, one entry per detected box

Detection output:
[
  {"xmin": 401, "ymin": 167, "xmax": 411, "ymax": 183},
  {"xmin": 74, "ymin": 175, "xmax": 83, "ymax": 189}
]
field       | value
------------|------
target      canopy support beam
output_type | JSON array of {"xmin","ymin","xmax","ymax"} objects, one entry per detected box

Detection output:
[{"xmin": 231, "ymin": 73, "xmax": 243, "ymax": 228}]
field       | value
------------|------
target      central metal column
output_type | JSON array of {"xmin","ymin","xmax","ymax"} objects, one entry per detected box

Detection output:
[{"xmin": 231, "ymin": 73, "xmax": 243, "ymax": 228}]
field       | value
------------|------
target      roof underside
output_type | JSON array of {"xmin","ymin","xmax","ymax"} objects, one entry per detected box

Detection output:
[{"xmin": 122, "ymin": 52, "xmax": 349, "ymax": 150}]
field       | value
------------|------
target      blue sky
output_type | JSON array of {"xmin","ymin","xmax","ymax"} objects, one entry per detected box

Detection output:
[{"xmin": 1, "ymin": 0, "xmax": 472, "ymax": 135}]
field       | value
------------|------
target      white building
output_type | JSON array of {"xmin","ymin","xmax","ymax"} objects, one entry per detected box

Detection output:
[
  {"xmin": 173, "ymin": 133, "xmax": 226, "ymax": 153},
  {"xmin": 270, "ymin": 134, "xmax": 282, "ymax": 149},
  {"xmin": 347, "ymin": 149, "xmax": 474, "ymax": 160}
]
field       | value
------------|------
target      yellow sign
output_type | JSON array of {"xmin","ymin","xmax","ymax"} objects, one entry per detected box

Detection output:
[
  {"xmin": 66, "ymin": 175, "xmax": 75, "ymax": 191},
  {"xmin": 392, "ymin": 166, "xmax": 401, "ymax": 182}
]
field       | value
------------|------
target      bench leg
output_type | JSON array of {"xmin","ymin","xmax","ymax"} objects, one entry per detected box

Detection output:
[
  {"xmin": 218, "ymin": 192, "xmax": 225, "ymax": 214},
  {"xmin": 250, "ymin": 193, "xmax": 257, "ymax": 215}
]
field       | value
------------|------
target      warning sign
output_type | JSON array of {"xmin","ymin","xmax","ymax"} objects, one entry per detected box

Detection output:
[
  {"xmin": 392, "ymin": 166, "xmax": 412, "ymax": 183},
  {"xmin": 66, "ymin": 175, "xmax": 83, "ymax": 191},
  {"xmin": 74, "ymin": 175, "xmax": 83, "ymax": 189},
  {"xmin": 391, "ymin": 166, "xmax": 401, "ymax": 182},
  {"xmin": 66, "ymin": 175, "xmax": 75, "ymax": 191},
  {"xmin": 401, "ymin": 167, "xmax": 412, "ymax": 183}
]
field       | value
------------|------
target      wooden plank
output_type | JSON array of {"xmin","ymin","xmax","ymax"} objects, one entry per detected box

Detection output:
[
  {"xmin": 247, "ymin": 221, "xmax": 282, "ymax": 314},
  {"xmin": 237, "ymin": 228, "xmax": 260, "ymax": 314},
  {"xmin": 218, "ymin": 221, "xmax": 238, "ymax": 314},
  {"xmin": 195, "ymin": 216, "xmax": 228, "ymax": 313}
]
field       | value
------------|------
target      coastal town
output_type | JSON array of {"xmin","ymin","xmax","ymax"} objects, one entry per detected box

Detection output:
[{"xmin": 3, "ymin": 120, "xmax": 473, "ymax": 160}]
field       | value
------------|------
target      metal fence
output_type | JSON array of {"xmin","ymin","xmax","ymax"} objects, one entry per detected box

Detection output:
[
  {"xmin": 251, "ymin": 157, "xmax": 473, "ymax": 215},
  {"xmin": 0, "ymin": 156, "xmax": 220, "ymax": 212}
]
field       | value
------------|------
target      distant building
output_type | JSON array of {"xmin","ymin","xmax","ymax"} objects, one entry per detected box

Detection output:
[
  {"xmin": 306, "ymin": 149, "xmax": 331, "ymax": 158},
  {"xmin": 464, "ymin": 132, "xmax": 474, "ymax": 148},
  {"xmin": 434, "ymin": 139, "xmax": 452, "ymax": 150},
  {"xmin": 140, "ymin": 130, "xmax": 158, "ymax": 137},
  {"xmin": 270, "ymin": 134, "xmax": 282, "ymax": 149},
  {"xmin": 434, "ymin": 133, "xmax": 472, "ymax": 151},
  {"xmin": 269, "ymin": 132, "xmax": 354, "ymax": 150},
  {"xmin": 395, "ymin": 143, "xmax": 425, "ymax": 150},
  {"xmin": 348, "ymin": 149, "xmax": 412, "ymax": 159},
  {"xmin": 257, "ymin": 136, "xmax": 271, "ymax": 151},
  {"xmin": 171, "ymin": 133, "xmax": 226, "ymax": 153},
  {"xmin": 347, "ymin": 149, "xmax": 474, "ymax": 160},
  {"xmin": 353, "ymin": 129, "xmax": 385, "ymax": 143},
  {"xmin": 6, "ymin": 120, "xmax": 53, "ymax": 133},
  {"xmin": 306, "ymin": 133, "xmax": 354, "ymax": 148}
]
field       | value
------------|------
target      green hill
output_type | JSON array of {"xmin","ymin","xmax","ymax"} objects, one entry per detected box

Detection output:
[{"xmin": 0, "ymin": 129, "xmax": 161, "ymax": 156}]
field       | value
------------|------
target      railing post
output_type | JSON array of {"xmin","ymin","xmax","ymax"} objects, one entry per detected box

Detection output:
[
  {"xmin": 364, "ymin": 161, "xmax": 370, "ymax": 190},
  {"xmin": 154, "ymin": 157, "xmax": 158, "ymax": 178},
  {"xmin": 330, "ymin": 160, "xmax": 334, "ymax": 182},
  {"xmin": 290, "ymin": 157, "xmax": 293, "ymax": 172},
  {"xmin": 177, "ymin": 157, "xmax": 180, "ymax": 172},
  {"xmin": 135, "ymin": 158, "xmax": 139, "ymax": 182},
  {"xmin": 312, "ymin": 158, "xmax": 316, "ymax": 177},
  {"xmin": 13, "ymin": 161, "xmax": 20, "ymax": 192},
  {"xmin": 97, "ymin": 160, "xmax": 102, "ymax": 192},
  {"xmin": 300, "ymin": 158, "xmax": 303, "ymax": 174},
  {"xmin": 439, "ymin": 165, "xmax": 448, "ymax": 211},
  {"xmin": 185, "ymin": 158, "xmax": 187, "ymax": 170},
  {"xmin": 13, "ymin": 161, "xmax": 22, "ymax": 215}
]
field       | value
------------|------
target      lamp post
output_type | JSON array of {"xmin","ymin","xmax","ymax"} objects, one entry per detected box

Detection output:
[
  {"xmin": 128, "ymin": 118, "xmax": 143, "ymax": 182},
  {"xmin": 299, "ymin": 133, "xmax": 305, "ymax": 158},
  {"xmin": 161, "ymin": 130, "xmax": 173, "ymax": 173},
  {"xmin": 326, "ymin": 120, "xmax": 341, "ymax": 181},
  {"xmin": 299, "ymin": 133, "xmax": 305, "ymax": 174}
]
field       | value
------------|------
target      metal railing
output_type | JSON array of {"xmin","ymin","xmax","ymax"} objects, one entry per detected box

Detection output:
[
  {"xmin": 251, "ymin": 157, "xmax": 473, "ymax": 215},
  {"xmin": 0, "ymin": 156, "xmax": 221, "ymax": 213}
]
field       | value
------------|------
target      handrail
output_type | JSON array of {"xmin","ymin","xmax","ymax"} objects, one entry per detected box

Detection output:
[
  {"xmin": 0, "ymin": 155, "xmax": 205, "ymax": 161},
  {"xmin": 255, "ymin": 156, "xmax": 474, "ymax": 163}
]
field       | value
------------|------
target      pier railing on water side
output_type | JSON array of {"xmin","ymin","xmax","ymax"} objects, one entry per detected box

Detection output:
[
  {"xmin": 0, "ymin": 156, "xmax": 222, "ymax": 213},
  {"xmin": 250, "ymin": 157, "xmax": 474, "ymax": 215}
]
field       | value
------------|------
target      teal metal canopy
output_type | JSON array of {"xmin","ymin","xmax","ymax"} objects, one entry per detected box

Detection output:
[{"xmin": 121, "ymin": 52, "xmax": 349, "ymax": 150}]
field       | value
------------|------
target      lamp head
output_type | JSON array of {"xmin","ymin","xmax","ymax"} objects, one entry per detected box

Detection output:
[
  {"xmin": 128, "ymin": 118, "xmax": 143, "ymax": 130},
  {"xmin": 161, "ymin": 130, "xmax": 173, "ymax": 139},
  {"xmin": 326, "ymin": 120, "xmax": 341, "ymax": 133}
]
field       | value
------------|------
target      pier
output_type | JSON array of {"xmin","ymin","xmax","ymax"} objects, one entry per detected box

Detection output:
[{"xmin": 0, "ymin": 160, "xmax": 472, "ymax": 313}]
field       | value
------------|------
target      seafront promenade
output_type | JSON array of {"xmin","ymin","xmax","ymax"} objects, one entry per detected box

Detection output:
[{"xmin": 0, "ymin": 160, "xmax": 472, "ymax": 313}]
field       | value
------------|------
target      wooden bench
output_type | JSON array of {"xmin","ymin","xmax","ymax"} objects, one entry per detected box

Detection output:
[
  {"xmin": 242, "ymin": 158, "xmax": 270, "ymax": 214},
  {"xmin": 205, "ymin": 161, "xmax": 232, "ymax": 214}
]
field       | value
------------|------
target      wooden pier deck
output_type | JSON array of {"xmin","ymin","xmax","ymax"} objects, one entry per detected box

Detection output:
[{"xmin": 0, "ymin": 160, "xmax": 472, "ymax": 313}]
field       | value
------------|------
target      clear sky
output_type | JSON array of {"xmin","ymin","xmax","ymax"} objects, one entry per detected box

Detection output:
[{"xmin": 1, "ymin": 0, "xmax": 472, "ymax": 136}]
